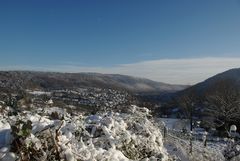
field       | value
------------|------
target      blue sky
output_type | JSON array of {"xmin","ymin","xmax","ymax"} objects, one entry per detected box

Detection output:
[{"xmin": 1, "ymin": 0, "xmax": 240, "ymax": 84}]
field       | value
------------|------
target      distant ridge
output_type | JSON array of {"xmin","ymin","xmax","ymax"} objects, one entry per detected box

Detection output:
[
  {"xmin": 177, "ymin": 68, "xmax": 240, "ymax": 96},
  {"xmin": 0, "ymin": 71, "xmax": 188, "ymax": 94}
]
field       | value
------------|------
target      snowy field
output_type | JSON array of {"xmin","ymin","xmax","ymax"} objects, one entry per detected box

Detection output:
[{"xmin": 158, "ymin": 118, "xmax": 240, "ymax": 161}]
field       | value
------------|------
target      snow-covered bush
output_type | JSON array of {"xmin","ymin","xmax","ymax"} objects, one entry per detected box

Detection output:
[{"xmin": 0, "ymin": 105, "xmax": 169, "ymax": 161}]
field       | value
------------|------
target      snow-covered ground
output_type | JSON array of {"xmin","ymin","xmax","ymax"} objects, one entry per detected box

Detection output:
[
  {"xmin": 27, "ymin": 90, "xmax": 52, "ymax": 96},
  {"xmin": 160, "ymin": 118, "xmax": 190, "ymax": 131},
  {"xmin": 1, "ymin": 104, "xmax": 239, "ymax": 161},
  {"xmin": 158, "ymin": 118, "xmax": 240, "ymax": 161},
  {"xmin": 164, "ymin": 135, "xmax": 226, "ymax": 161}
]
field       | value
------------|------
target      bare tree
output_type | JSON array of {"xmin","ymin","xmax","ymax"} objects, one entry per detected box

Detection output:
[
  {"xmin": 177, "ymin": 89, "xmax": 199, "ymax": 154},
  {"xmin": 177, "ymin": 89, "xmax": 198, "ymax": 131},
  {"xmin": 204, "ymin": 79, "xmax": 240, "ymax": 133}
]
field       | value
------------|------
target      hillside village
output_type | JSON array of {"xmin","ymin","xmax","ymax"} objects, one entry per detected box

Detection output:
[{"xmin": 0, "ymin": 87, "xmax": 134, "ymax": 115}]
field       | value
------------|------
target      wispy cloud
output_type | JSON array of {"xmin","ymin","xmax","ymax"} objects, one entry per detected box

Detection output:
[{"xmin": 1, "ymin": 57, "xmax": 240, "ymax": 85}]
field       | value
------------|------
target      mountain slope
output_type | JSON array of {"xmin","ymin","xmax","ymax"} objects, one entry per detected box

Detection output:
[
  {"xmin": 172, "ymin": 68, "xmax": 240, "ymax": 104},
  {"xmin": 182, "ymin": 68, "xmax": 240, "ymax": 95},
  {"xmin": 0, "ymin": 71, "xmax": 187, "ymax": 94}
]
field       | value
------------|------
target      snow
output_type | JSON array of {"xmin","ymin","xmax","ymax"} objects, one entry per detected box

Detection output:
[
  {"xmin": 0, "ymin": 105, "xmax": 169, "ymax": 161},
  {"xmin": 164, "ymin": 133, "xmax": 227, "ymax": 161},
  {"xmin": 0, "ymin": 103, "xmax": 237, "ymax": 161},
  {"xmin": 160, "ymin": 118, "xmax": 190, "ymax": 131},
  {"xmin": 157, "ymin": 117, "xmax": 236, "ymax": 161},
  {"xmin": 27, "ymin": 90, "xmax": 51, "ymax": 96}
]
